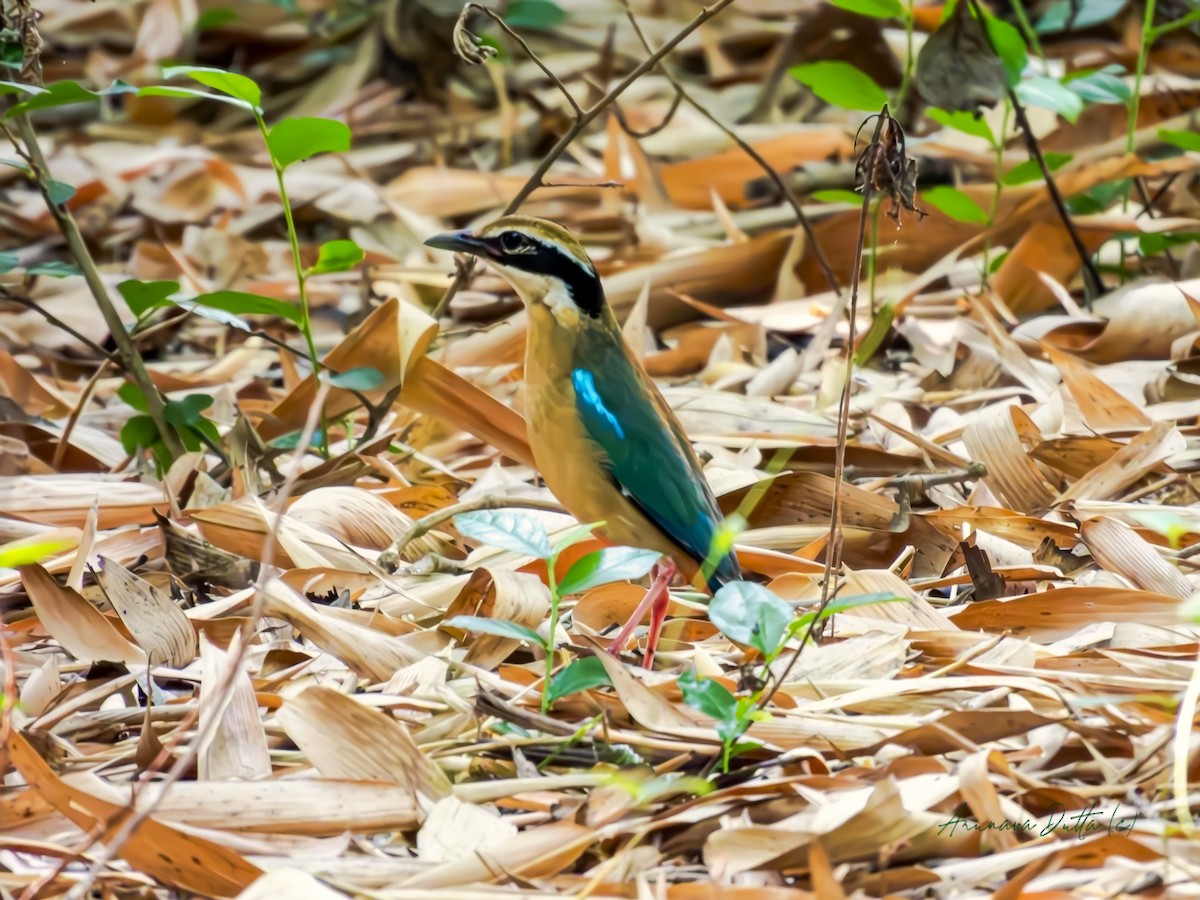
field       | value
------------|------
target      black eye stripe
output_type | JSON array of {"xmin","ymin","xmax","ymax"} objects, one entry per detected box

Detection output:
[{"xmin": 498, "ymin": 239, "xmax": 604, "ymax": 318}]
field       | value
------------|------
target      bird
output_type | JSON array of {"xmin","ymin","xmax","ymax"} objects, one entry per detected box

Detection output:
[{"xmin": 425, "ymin": 216, "xmax": 741, "ymax": 667}]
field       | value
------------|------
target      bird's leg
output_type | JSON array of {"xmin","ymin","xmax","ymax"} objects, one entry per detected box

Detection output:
[{"xmin": 608, "ymin": 559, "xmax": 677, "ymax": 668}]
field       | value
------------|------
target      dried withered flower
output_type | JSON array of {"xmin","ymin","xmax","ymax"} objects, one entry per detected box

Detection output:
[
  {"xmin": 453, "ymin": 5, "xmax": 498, "ymax": 66},
  {"xmin": 855, "ymin": 106, "xmax": 925, "ymax": 227}
]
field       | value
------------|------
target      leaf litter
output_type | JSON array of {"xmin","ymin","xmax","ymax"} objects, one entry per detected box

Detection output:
[{"xmin": 2, "ymin": 0, "xmax": 1200, "ymax": 897}]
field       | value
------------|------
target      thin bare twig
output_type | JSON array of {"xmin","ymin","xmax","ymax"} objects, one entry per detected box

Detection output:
[
  {"xmin": 618, "ymin": 0, "xmax": 840, "ymax": 294},
  {"xmin": 0, "ymin": 287, "xmax": 119, "ymax": 364},
  {"xmin": 431, "ymin": 0, "xmax": 739, "ymax": 319},
  {"xmin": 759, "ymin": 108, "xmax": 891, "ymax": 709}
]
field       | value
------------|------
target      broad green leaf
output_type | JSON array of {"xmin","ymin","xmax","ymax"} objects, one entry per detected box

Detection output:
[
  {"xmin": 0, "ymin": 535, "xmax": 77, "ymax": 568},
  {"xmin": 790, "ymin": 61, "xmax": 888, "ymax": 112},
  {"xmin": 0, "ymin": 158, "xmax": 28, "ymax": 172},
  {"xmin": 309, "ymin": 238, "xmax": 364, "ymax": 274},
  {"xmin": 163, "ymin": 394, "xmax": 213, "ymax": 429},
  {"xmin": 454, "ymin": 509, "xmax": 553, "ymax": 559},
  {"xmin": 46, "ymin": 180, "xmax": 74, "ymax": 206},
  {"xmin": 811, "ymin": 189, "xmax": 865, "ymax": 205},
  {"xmin": 708, "ymin": 581, "xmax": 793, "ymax": 657},
  {"xmin": 325, "ymin": 366, "xmax": 383, "ymax": 391},
  {"xmin": 1161, "ymin": 130, "xmax": 1200, "ymax": 152},
  {"xmin": 120, "ymin": 415, "xmax": 159, "ymax": 455},
  {"xmin": 922, "ymin": 186, "xmax": 990, "ymax": 224},
  {"xmin": 504, "ymin": 0, "xmax": 566, "ymax": 30},
  {"xmin": 0, "ymin": 253, "xmax": 17, "ymax": 274},
  {"xmin": 195, "ymin": 7, "xmax": 237, "ymax": 30},
  {"xmin": 266, "ymin": 117, "xmax": 351, "ymax": 170},
  {"xmin": 1015, "ymin": 76, "xmax": 1084, "ymax": 122},
  {"xmin": 545, "ymin": 656, "xmax": 612, "ymax": 704},
  {"xmin": 137, "ymin": 85, "xmax": 256, "ymax": 111},
  {"xmin": 557, "ymin": 546, "xmax": 661, "ymax": 596},
  {"xmin": 118, "ymin": 382, "xmax": 150, "ymax": 413},
  {"xmin": 1139, "ymin": 232, "xmax": 1200, "ymax": 256},
  {"xmin": 984, "ymin": 16, "xmax": 1028, "ymax": 86},
  {"xmin": 678, "ymin": 669, "xmax": 737, "ymax": 724},
  {"xmin": 118, "ymin": 279, "xmax": 179, "ymax": 317},
  {"xmin": 0, "ymin": 81, "xmax": 41, "ymax": 97},
  {"xmin": 186, "ymin": 290, "xmax": 303, "ymax": 323},
  {"xmin": 4, "ymin": 80, "xmax": 101, "ymax": 117},
  {"xmin": 830, "ymin": 0, "xmax": 903, "ymax": 17},
  {"xmin": 1001, "ymin": 152, "xmax": 1072, "ymax": 186},
  {"xmin": 927, "ymin": 107, "xmax": 996, "ymax": 144},
  {"xmin": 1066, "ymin": 177, "xmax": 1130, "ymax": 214},
  {"xmin": 1036, "ymin": 0, "xmax": 1127, "ymax": 33},
  {"xmin": 446, "ymin": 615, "xmax": 545, "ymax": 647},
  {"xmin": 162, "ymin": 65, "xmax": 261, "ymax": 107},
  {"xmin": 1064, "ymin": 67, "xmax": 1130, "ymax": 104}
]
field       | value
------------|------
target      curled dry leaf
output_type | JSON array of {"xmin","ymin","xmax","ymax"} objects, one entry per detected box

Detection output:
[
  {"xmin": 442, "ymin": 567, "xmax": 551, "ymax": 669},
  {"xmin": 94, "ymin": 556, "xmax": 197, "ymax": 667},
  {"xmin": 19, "ymin": 563, "xmax": 145, "ymax": 665}
]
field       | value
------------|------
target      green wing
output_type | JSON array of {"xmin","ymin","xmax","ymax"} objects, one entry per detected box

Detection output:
[{"xmin": 570, "ymin": 353, "xmax": 739, "ymax": 588}]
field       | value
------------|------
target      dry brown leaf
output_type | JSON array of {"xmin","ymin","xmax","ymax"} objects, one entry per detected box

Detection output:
[
  {"xmin": 19, "ymin": 563, "xmax": 145, "ymax": 665},
  {"xmin": 94, "ymin": 556, "xmax": 197, "ymax": 667}
]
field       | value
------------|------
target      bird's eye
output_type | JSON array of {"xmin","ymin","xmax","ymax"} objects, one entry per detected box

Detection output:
[{"xmin": 499, "ymin": 231, "xmax": 529, "ymax": 253}]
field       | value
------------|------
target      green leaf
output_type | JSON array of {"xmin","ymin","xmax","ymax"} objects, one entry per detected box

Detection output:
[
  {"xmin": 0, "ymin": 158, "xmax": 29, "ymax": 173},
  {"xmin": 120, "ymin": 415, "xmax": 160, "ymax": 455},
  {"xmin": 325, "ymin": 366, "xmax": 383, "ymax": 391},
  {"xmin": 984, "ymin": 16, "xmax": 1028, "ymax": 86},
  {"xmin": 309, "ymin": 238, "xmax": 364, "ymax": 274},
  {"xmin": 195, "ymin": 7, "xmax": 237, "ymax": 30},
  {"xmin": 927, "ymin": 107, "xmax": 996, "ymax": 143},
  {"xmin": 162, "ymin": 65, "xmax": 261, "ymax": 107},
  {"xmin": 678, "ymin": 669, "xmax": 738, "ymax": 724},
  {"xmin": 830, "ymin": 0, "xmax": 903, "ymax": 17},
  {"xmin": 1129, "ymin": 510, "xmax": 1193, "ymax": 549},
  {"xmin": 118, "ymin": 279, "xmax": 179, "ymax": 317},
  {"xmin": 1001, "ymin": 152, "xmax": 1072, "ymax": 186},
  {"xmin": 708, "ymin": 581, "xmax": 793, "ymax": 658},
  {"xmin": 3, "ymin": 80, "xmax": 95, "ymax": 117},
  {"xmin": 545, "ymin": 656, "xmax": 612, "ymax": 704},
  {"xmin": 185, "ymin": 290, "xmax": 303, "ymax": 323},
  {"xmin": 789, "ymin": 592, "xmax": 910, "ymax": 636},
  {"xmin": 922, "ymin": 186, "xmax": 990, "ymax": 224},
  {"xmin": 118, "ymin": 382, "xmax": 150, "ymax": 413},
  {"xmin": 790, "ymin": 61, "xmax": 888, "ymax": 112},
  {"xmin": 1036, "ymin": 0, "xmax": 1127, "ymax": 33},
  {"xmin": 163, "ymin": 394, "xmax": 213, "ymax": 429},
  {"xmin": 46, "ymin": 179, "xmax": 74, "ymax": 206},
  {"xmin": 0, "ymin": 253, "xmax": 17, "ymax": 274},
  {"xmin": 504, "ymin": 0, "xmax": 566, "ymax": 30},
  {"xmin": 26, "ymin": 260, "xmax": 81, "ymax": 277},
  {"xmin": 268, "ymin": 427, "xmax": 326, "ymax": 450},
  {"xmin": 446, "ymin": 615, "xmax": 545, "ymax": 647},
  {"xmin": 557, "ymin": 546, "xmax": 661, "ymax": 596},
  {"xmin": 266, "ymin": 117, "xmax": 351, "ymax": 170},
  {"xmin": 1064, "ymin": 67, "xmax": 1130, "ymax": 104},
  {"xmin": 0, "ymin": 535, "xmax": 77, "ymax": 568},
  {"xmin": 1015, "ymin": 76, "xmax": 1084, "ymax": 122},
  {"xmin": 454, "ymin": 509, "xmax": 553, "ymax": 559},
  {"xmin": 1161, "ymin": 130, "xmax": 1200, "ymax": 152},
  {"xmin": 854, "ymin": 301, "xmax": 896, "ymax": 366},
  {"xmin": 811, "ymin": 189, "xmax": 865, "ymax": 205},
  {"xmin": 137, "ymin": 85, "xmax": 257, "ymax": 110},
  {"xmin": 1139, "ymin": 232, "xmax": 1200, "ymax": 256}
]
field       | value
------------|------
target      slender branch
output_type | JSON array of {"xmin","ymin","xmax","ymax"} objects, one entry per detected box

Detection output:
[
  {"xmin": 462, "ymin": 2, "xmax": 583, "ymax": 117},
  {"xmin": 0, "ymin": 286, "xmax": 119, "ymax": 364},
  {"xmin": 619, "ymin": 0, "xmax": 840, "ymax": 293},
  {"xmin": 431, "ymin": 0, "xmax": 739, "ymax": 319},
  {"xmin": 759, "ymin": 111, "xmax": 887, "ymax": 709},
  {"xmin": 5, "ymin": 117, "xmax": 184, "ymax": 458}
]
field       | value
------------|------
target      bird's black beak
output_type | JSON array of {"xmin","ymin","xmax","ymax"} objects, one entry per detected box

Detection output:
[{"xmin": 424, "ymin": 229, "xmax": 490, "ymax": 256}]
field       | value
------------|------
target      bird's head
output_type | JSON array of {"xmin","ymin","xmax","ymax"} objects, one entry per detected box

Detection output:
[{"xmin": 425, "ymin": 216, "xmax": 604, "ymax": 327}]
